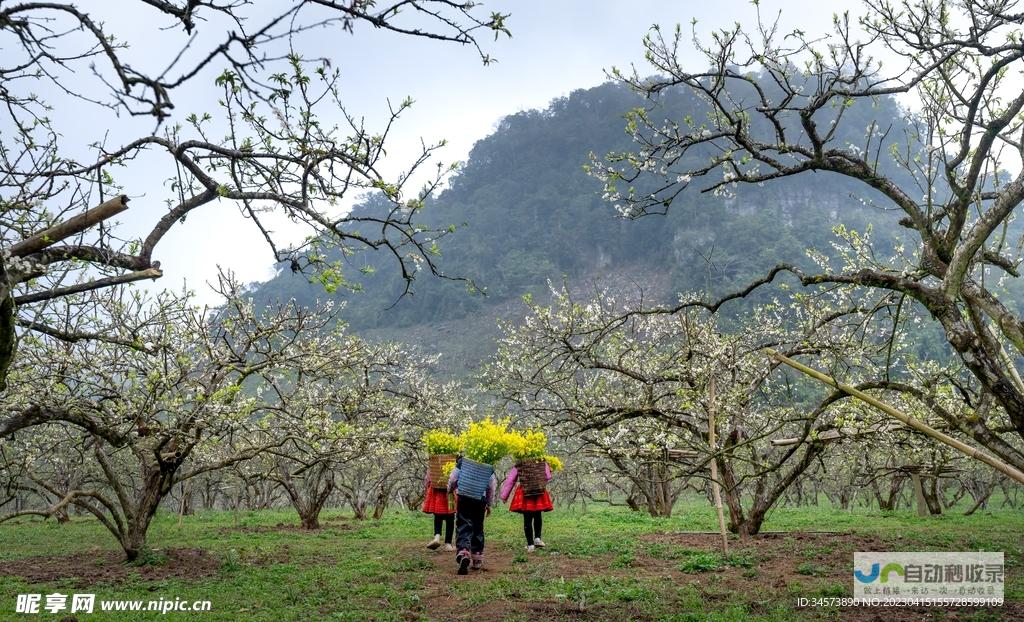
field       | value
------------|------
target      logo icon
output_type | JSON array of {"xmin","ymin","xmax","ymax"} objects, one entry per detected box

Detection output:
[
  {"xmin": 854, "ymin": 562, "xmax": 904, "ymax": 583},
  {"xmin": 854, "ymin": 563, "xmax": 879, "ymax": 584},
  {"xmin": 854, "ymin": 552, "xmax": 1003, "ymax": 604}
]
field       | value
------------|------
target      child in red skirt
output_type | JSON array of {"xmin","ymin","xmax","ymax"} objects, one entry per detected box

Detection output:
[
  {"xmin": 422, "ymin": 471, "xmax": 455, "ymax": 551},
  {"xmin": 500, "ymin": 462, "xmax": 553, "ymax": 552}
]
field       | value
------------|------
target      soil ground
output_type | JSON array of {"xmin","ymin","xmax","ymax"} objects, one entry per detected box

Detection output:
[{"xmin": 0, "ymin": 502, "xmax": 1020, "ymax": 621}]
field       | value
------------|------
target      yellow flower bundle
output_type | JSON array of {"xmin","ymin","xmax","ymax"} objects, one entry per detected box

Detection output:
[
  {"xmin": 460, "ymin": 417, "xmax": 514, "ymax": 464},
  {"xmin": 509, "ymin": 428, "xmax": 547, "ymax": 460},
  {"xmin": 544, "ymin": 454, "xmax": 564, "ymax": 471},
  {"xmin": 422, "ymin": 430, "xmax": 461, "ymax": 456},
  {"xmin": 441, "ymin": 459, "xmax": 457, "ymax": 479}
]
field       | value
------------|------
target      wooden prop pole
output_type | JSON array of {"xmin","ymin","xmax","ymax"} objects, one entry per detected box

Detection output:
[
  {"xmin": 766, "ymin": 349, "xmax": 1024, "ymax": 486},
  {"xmin": 9, "ymin": 195, "xmax": 130, "ymax": 257},
  {"xmin": 707, "ymin": 375, "xmax": 730, "ymax": 554}
]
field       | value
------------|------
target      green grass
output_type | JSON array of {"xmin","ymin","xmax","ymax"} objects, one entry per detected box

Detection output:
[{"xmin": 0, "ymin": 499, "xmax": 1020, "ymax": 620}]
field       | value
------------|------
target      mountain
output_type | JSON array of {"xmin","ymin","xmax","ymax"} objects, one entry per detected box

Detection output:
[{"xmin": 249, "ymin": 81, "xmax": 914, "ymax": 377}]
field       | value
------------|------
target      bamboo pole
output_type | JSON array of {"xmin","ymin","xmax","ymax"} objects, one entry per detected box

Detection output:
[
  {"xmin": 766, "ymin": 349, "xmax": 1024, "ymax": 486},
  {"xmin": 771, "ymin": 422, "xmax": 899, "ymax": 446},
  {"xmin": 9, "ymin": 195, "xmax": 129, "ymax": 257},
  {"xmin": 996, "ymin": 336, "xmax": 1024, "ymax": 395},
  {"xmin": 178, "ymin": 481, "xmax": 187, "ymax": 529},
  {"xmin": 707, "ymin": 374, "xmax": 729, "ymax": 556}
]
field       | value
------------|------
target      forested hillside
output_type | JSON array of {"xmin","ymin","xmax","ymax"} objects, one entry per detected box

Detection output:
[{"xmin": 250, "ymin": 81, "xmax": 915, "ymax": 375}]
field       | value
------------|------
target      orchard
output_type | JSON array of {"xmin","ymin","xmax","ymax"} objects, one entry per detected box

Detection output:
[{"xmin": 1, "ymin": 1, "xmax": 1022, "ymax": 620}]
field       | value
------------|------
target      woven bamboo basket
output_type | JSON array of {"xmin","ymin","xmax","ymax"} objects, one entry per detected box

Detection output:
[
  {"xmin": 517, "ymin": 458, "xmax": 547, "ymax": 495},
  {"xmin": 457, "ymin": 458, "xmax": 494, "ymax": 500},
  {"xmin": 427, "ymin": 454, "xmax": 455, "ymax": 489}
]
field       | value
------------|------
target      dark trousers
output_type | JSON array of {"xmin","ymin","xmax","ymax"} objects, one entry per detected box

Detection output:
[
  {"xmin": 455, "ymin": 495, "xmax": 486, "ymax": 554},
  {"xmin": 433, "ymin": 513, "xmax": 454, "ymax": 543},
  {"xmin": 523, "ymin": 511, "xmax": 543, "ymax": 544}
]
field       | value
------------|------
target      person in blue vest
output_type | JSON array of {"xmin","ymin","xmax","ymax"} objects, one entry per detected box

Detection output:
[{"xmin": 446, "ymin": 456, "xmax": 498, "ymax": 575}]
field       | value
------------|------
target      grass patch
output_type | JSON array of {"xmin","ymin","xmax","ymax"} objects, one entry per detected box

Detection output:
[
  {"xmin": 679, "ymin": 551, "xmax": 755, "ymax": 573},
  {"xmin": 795, "ymin": 561, "xmax": 826, "ymax": 576},
  {"xmin": 0, "ymin": 499, "xmax": 1018, "ymax": 620},
  {"xmin": 610, "ymin": 551, "xmax": 635, "ymax": 568}
]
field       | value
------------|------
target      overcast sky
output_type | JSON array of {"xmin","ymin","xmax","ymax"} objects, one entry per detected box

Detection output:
[{"xmin": 35, "ymin": 1, "xmax": 851, "ymax": 303}]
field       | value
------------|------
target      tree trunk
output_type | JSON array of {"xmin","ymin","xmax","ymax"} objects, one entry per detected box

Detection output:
[
  {"xmin": 634, "ymin": 469, "xmax": 675, "ymax": 517},
  {"xmin": 122, "ymin": 527, "xmax": 147, "ymax": 562},
  {"xmin": 717, "ymin": 458, "xmax": 747, "ymax": 535},
  {"xmin": 200, "ymin": 478, "xmax": 218, "ymax": 510},
  {"xmin": 279, "ymin": 473, "xmax": 330, "ymax": 530},
  {"xmin": 998, "ymin": 480, "xmax": 1015, "ymax": 507},
  {"xmin": 299, "ymin": 511, "xmax": 321, "ymax": 530},
  {"xmin": 942, "ymin": 483, "xmax": 966, "ymax": 509},
  {"xmin": 0, "ymin": 286, "xmax": 17, "ymax": 391},
  {"xmin": 625, "ymin": 485, "xmax": 642, "ymax": 512},
  {"xmin": 372, "ymin": 483, "xmax": 390, "ymax": 520},
  {"xmin": 877, "ymin": 476, "xmax": 903, "ymax": 511},
  {"xmin": 120, "ymin": 479, "xmax": 167, "ymax": 561},
  {"xmin": 925, "ymin": 477, "xmax": 943, "ymax": 515},
  {"xmin": 404, "ymin": 487, "xmax": 424, "ymax": 511},
  {"xmin": 964, "ymin": 487, "xmax": 993, "ymax": 516},
  {"xmin": 838, "ymin": 487, "xmax": 852, "ymax": 510},
  {"xmin": 346, "ymin": 491, "xmax": 368, "ymax": 520},
  {"xmin": 732, "ymin": 507, "xmax": 767, "ymax": 538}
]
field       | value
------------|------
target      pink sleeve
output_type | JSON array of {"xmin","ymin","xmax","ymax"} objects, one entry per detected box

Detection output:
[
  {"xmin": 545, "ymin": 463, "xmax": 552, "ymax": 481},
  {"xmin": 500, "ymin": 466, "xmax": 519, "ymax": 501}
]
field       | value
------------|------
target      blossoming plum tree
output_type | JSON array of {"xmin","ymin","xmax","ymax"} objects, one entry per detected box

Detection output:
[
  {"xmin": 592, "ymin": 0, "xmax": 1024, "ymax": 448},
  {"xmin": 487, "ymin": 284, "xmax": 881, "ymax": 533},
  {"xmin": 0, "ymin": 277, "xmax": 385, "ymax": 559},
  {"xmin": 252, "ymin": 343, "xmax": 469, "ymax": 526},
  {"xmin": 0, "ymin": 1, "xmax": 511, "ymax": 389}
]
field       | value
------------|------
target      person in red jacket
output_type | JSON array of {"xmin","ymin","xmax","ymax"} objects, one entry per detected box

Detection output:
[
  {"xmin": 422, "ymin": 470, "xmax": 455, "ymax": 551},
  {"xmin": 500, "ymin": 462, "xmax": 553, "ymax": 552}
]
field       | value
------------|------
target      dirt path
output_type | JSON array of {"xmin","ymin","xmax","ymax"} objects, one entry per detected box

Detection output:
[
  {"xmin": 411, "ymin": 539, "xmax": 515, "ymax": 621},
  {"xmin": 404, "ymin": 531, "xmax": 1020, "ymax": 621}
]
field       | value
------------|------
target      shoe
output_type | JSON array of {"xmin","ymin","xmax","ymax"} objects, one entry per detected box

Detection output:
[
  {"xmin": 427, "ymin": 534, "xmax": 441, "ymax": 550},
  {"xmin": 471, "ymin": 553, "xmax": 483, "ymax": 570},
  {"xmin": 444, "ymin": 543, "xmax": 455, "ymax": 552},
  {"xmin": 534, "ymin": 537, "xmax": 546, "ymax": 548},
  {"xmin": 456, "ymin": 550, "xmax": 471, "ymax": 575},
  {"xmin": 525, "ymin": 545, "xmax": 535, "ymax": 553}
]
